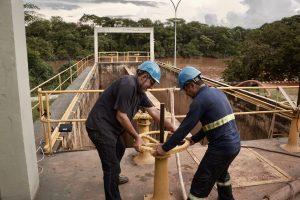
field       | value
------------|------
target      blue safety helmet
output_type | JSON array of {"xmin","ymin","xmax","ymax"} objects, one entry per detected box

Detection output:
[
  {"xmin": 138, "ymin": 61, "xmax": 161, "ymax": 84},
  {"xmin": 178, "ymin": 66, "xmax": 202, "ymax": 90}
]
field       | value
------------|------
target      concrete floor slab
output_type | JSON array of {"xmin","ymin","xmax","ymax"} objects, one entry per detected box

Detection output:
[
  {"xmin": 35, "ymin": 138, "xmax": 300, "ymax": 200},
  {"xmin": 188, "ymin": 146, "xmax": 291, "ymax": 188}
]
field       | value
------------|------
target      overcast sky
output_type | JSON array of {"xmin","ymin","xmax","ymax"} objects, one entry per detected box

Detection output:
[{"xmin": 24, "ymin": 0, "xmax": 300, "ymax": 28}]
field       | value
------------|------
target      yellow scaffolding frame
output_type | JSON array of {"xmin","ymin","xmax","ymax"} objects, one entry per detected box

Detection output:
[{"xmin": 38, "ymin": 85, "xmax": 298, "ymax": 154}]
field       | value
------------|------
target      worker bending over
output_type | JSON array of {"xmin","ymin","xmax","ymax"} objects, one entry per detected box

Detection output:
[
  {"xmin": 86, "ymin": 61, "xmax": 175, "ymax": 200},
  {"xmin": 155, "ymin": 66, "xmax": 240, "ymax": 200}
]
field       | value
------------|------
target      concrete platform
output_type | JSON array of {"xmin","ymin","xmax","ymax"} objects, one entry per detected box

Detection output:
[{"xmin": 35, "ymin": 138, "xmax": 300, "ymax": 200}]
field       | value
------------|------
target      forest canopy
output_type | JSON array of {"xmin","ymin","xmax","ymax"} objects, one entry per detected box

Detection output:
[{"xmin": 24, "ymin": 3, "xmax": 299, "ymax": 87}]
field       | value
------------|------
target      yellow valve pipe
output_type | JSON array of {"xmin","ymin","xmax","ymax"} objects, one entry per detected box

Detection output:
[
  {"xmin": 134, "ymin": 113, "xmax": 155, "ymax": 165},
  {"xmin": 152, "ymin": 156, "xmax": 171, "ymax": 200},
  {"xmin": 141, "ymin": 131, "xmax": 189, "ymax": 200},
  {"xmin": 280, "ymin": 115, "xmax": 300, "ymax": 152}
]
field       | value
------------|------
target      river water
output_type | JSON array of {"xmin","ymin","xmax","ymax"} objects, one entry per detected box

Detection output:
[{"xmin": 156, "ymin": 57, "xmax": 230, "ymax": 81}]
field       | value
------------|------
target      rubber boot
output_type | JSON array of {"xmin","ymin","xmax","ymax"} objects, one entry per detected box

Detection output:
[{"xmin": 217, "ymin": 185, "xmax": 234, "ymax": 200}]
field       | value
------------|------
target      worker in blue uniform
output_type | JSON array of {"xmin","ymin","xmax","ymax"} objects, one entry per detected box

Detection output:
[
  {"xmin": 155, "ymin": 66, "xmax": 240, "ymax": 200},
  {"xmin": 86, "ymin": 61, "xmax": 175, "ymax": 200}
]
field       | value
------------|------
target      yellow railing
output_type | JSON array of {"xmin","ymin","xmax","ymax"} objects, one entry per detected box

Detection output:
[
  {"xmin": 98, "ymin": 51, "xmax": 150, "ymax": 62},
  {"xmin": 31, "ymin": 51, "xmax": 150, "ymax": 111},
  {"xmin": 30, "ymin": 54, "xmax": 94, "ymax": 110},
  {"xmin": 38, "ymin": 86, "xmax": 297, "ymax": 154},
  {"xmin": 32, "ymin": 57, "xmax": 299, "ymax": 153}
]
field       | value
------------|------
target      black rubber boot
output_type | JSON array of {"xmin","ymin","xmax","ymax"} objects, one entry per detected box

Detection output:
[{"xmin": 217, "ymin": 185, "xmax": 234, "ymax": 200}]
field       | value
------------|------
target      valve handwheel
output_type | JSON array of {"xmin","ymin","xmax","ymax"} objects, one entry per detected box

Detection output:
[{"xmin": 139, "ymin": 131, "xmax": 190, "ymax": 157}]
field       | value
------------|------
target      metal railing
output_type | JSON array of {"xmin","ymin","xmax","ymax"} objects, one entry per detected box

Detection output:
[
  {"xmin": 38, "ymin": 86, "xmax": 298, "ymax": 154},
  {"xmin": 30, "ymin": 55, "xmax": 94, "ymax": 110},
  {"xmin": 98, "ymin": 51, "xmax": 150, "ymax": 63},
  {"xmin": 33, "ymin": 58, "xmax": 299, "ymax": 154},
  {"xmin": 31, "ymin": 51, "xmax": 150, "ymax": 111}
]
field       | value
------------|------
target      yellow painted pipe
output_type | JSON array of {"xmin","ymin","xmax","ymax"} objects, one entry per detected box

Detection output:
[
  {"xmin": 281, "ymin": 115, "xmax": 300, "ymax": 152},
  {"xmin": 153, "ymin": 157, "xmax": 170, "ymax": 200},
  {"xmin": 134, "ymin": 113, "xmax": 155, "ymax": 165},
  {"xmin": 144, "ymin": 156, "xmax": 172, "ymax": 200}
]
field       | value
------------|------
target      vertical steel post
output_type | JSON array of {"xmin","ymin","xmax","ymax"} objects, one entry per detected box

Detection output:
[
  {"xmin": 281, "ymin": 79, "xmax": 300, "ymax": 153},
  {"xmin": 160, "ymin": 103, "xmax": 165, "ymax": 143},
  {"xmin": 45, "ymin": 93, "xmax": 52, "ymax": 153},
  {"xmin": 280, "ymin": 116, "xmax": 300, "ymax": 152},
  {"xmin": 169, "ymin": 0, "xmax": 182, "ymax": 68},
  {"xmin": 297, "ymin": 79, "xmax": 300, "ymax": 106}
]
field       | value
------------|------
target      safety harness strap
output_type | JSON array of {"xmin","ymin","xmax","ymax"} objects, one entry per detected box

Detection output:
[
  {"xmin": 188, "ymin": 193, "xmax": 207, "ymax": 200},
  {"xmin": 202, "ymin": 114, "xmax": 235, "ymax": 132}
]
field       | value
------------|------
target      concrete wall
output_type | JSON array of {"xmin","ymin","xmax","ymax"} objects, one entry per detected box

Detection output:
[
  {"xmin": 0, "ymin": 0, "xmax": 39, "ymax": 199},
  {"xmin": 62, "ymin": 66, "xmax": 99, "ymax": 150},
  {"xmin": 155, "ymin": 67, "xmax": 291, "ymax": 140},
  {"xmin": 62, "ymin": 62, "xmax": 136, "ymax": 150},
  {"xmin": 231, "ymin": 99, "xmax": 290, "ymax": 140},
  {"xmin": 98, "ymin": 62, "xmax": 140, "ymax": 89},
  {"xmin": 61, "ymin": 62, "xmax": 291, "ymax": 150}
]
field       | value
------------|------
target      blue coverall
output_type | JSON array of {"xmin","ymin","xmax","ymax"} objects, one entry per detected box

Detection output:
[{"xmin": 162, "ymin": 85, "xmax": 240, "ymax": 200}]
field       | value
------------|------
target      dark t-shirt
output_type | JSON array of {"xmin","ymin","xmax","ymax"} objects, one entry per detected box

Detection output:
[{"xmin": 86, "ymin": 75, "xmax": 153, "ymax": 136}]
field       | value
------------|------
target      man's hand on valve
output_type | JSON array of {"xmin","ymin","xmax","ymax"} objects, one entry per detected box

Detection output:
[
  {"xmin": 153, "ymin": 144, "xmax": 167, "ymax": 156},
  {"xmin": 186, "ymin": 137, "xmax": 195, "ymax": 146},
  {"xmin": 133, "ymin": 136, "xmax": 144, "ymax": 152}
]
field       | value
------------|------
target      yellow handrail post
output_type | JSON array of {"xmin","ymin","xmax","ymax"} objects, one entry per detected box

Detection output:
[
  {"xmin": 58, "ymin": 74, "xmax": 62, "ymax": 90},
  {"xmin": 280, "ymin": 112, "xmax": 300, "ymax": 152},
  {"xmin": 76, "ymin": 63, "xmax": 79, "ymax": 76},
  {"xmin": 38, "ymin": 88, "xmax": 43, "ymax": 118},
  {"xmin": 45, "ymin": 92, "xmax": 52, "ymax": 154},
  {"xmin": 39, "ymin": 88, "xmax": 47, "ymax": 153},
  {"xmin": 70, "ymin": 68, "xmax": 73, "ymax": 83}
]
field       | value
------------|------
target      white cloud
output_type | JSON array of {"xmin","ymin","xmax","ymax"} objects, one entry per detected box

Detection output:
[
  {"xmin": 24, "ymin": 0, "xmax": 300, "ymax": 28},
  {"xmin": 225, "ymin": 0, "xmax": 300, "ymax": 28}
]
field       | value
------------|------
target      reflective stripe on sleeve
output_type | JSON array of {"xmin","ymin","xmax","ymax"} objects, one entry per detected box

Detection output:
[
  {"xmin": 188, "ymin": 193, "xmax": 207, "ymax": 200},
  {"xmin": 202, "ymin": 114, "xmax": 235, "ymax": 132}
]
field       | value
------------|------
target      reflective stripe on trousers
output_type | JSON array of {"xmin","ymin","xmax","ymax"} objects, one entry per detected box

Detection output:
[
  {"xmin": 188, "ymin": 193, "xmax": 207, "ymax": 200},
  {"xmin": 217, "ymin": 179, "xmax": 231, "ymax": 186},
  {"xmin": 202, "ymin": 113, "xmax": 235, "ymax": 132}
]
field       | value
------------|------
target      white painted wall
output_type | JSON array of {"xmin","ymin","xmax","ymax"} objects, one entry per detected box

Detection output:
[{"xmin": 0, "ymin": 0, "xmax": 39, "ymax": 199}]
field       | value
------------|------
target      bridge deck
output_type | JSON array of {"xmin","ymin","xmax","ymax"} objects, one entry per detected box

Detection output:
[{"xmin": 34, "ymin": 138, "xmax": 300, "ymax": 200}]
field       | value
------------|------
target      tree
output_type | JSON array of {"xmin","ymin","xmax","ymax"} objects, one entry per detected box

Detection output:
[
  {"xmin": 223, "ymin": 15, "xmax": 300, "ymax": 81},
  {"xmin": 27, "ymin": 49, "xmax": 53, "ymax": 88},
  {"xmin": 24, "ymin": 3, "xmax": 42, "ymax": 25}
]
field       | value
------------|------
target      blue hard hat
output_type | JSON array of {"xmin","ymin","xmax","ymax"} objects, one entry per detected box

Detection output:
[
  {"xmin": 178, "ymin": 66, "xmax": 202, "ymax": 89},
  {"xmin": 138, "ymin": 61, "xmax": 161, "ymax": 84}
]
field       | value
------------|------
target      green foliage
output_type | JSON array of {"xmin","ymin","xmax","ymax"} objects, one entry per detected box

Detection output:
[
  {"xmin": 27, "ymin": 49, "xmax": 53, "ymax": 88},
  {"xmin": 223, "ymin": 15, "xmax": 300, "ymax": 82},
  {"xmin": 26, "ymin": 37, "xmax": 55, "ymax": 60},
  {"xmin": 24, "ymin": 2, "xmax": 299, "ymax": 86},
  {"xmin": 24, "ymin": 3, "xmax": 41, "ymax": 25}
]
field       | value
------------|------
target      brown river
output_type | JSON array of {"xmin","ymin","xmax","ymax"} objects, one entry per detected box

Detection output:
[
  {"xmin": 156, "ymin": 57, "xmax": 229, "ymax": 81},
  {"xmin": 49, "ymin": 57, "xmax": 229, "ymax": 81}
]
